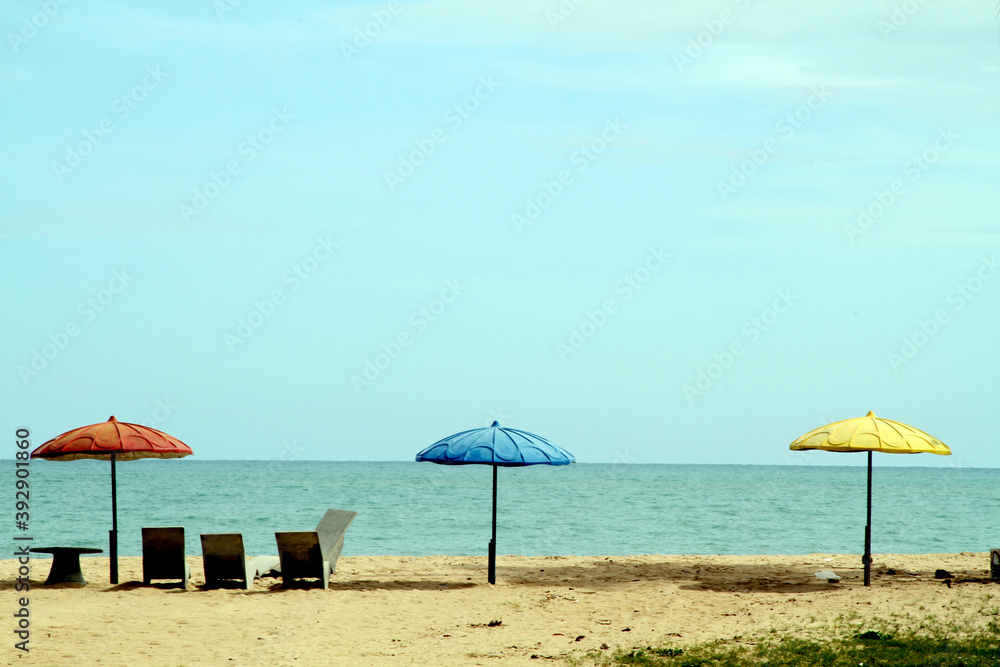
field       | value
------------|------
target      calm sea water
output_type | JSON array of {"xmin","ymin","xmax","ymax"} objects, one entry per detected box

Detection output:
[{"xmin": 7, "ymin": 460, "xmax": 999, "ymax": 559}]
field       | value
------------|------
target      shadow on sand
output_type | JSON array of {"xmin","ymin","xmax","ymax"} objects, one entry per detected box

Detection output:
[
  {"xmin": 497, "ymin": 557, "xmax": 998, "ymax": 593},
  {"xmin": 494, "ymin": 557, "xmax": 839, "ymax": 593}
]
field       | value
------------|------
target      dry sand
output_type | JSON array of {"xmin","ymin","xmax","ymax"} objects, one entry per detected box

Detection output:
[{"xmin": 4, "ymin": 552, "xmax": 998, "ymax": 666}]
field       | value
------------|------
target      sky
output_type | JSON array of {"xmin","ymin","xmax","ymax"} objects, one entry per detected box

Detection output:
[{"xmin": 2, "ymin": 1, "xmax": 998, "ymax": 467}]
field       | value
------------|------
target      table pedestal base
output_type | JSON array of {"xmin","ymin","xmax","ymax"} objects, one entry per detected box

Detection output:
[{"xmin": 31, "ymin": 547, "xmax": 103, "ymax": 586}]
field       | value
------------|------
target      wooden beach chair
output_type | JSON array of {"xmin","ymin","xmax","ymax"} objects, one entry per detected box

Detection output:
[
  {"xmin": 200, "ymin": 533, "xmax": 280, "ymax": 590},
  {"xmin": 142, "ymin": 526, "xmax": 190, "ymax": 588},
  {"xmin": 275, "ymin": 509, "xmax": 357, "ymax": 589}
]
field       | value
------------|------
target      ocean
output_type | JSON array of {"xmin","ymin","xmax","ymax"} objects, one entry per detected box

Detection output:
[{"xmin": 8, "ymin": 460, "xmax": 999, "ymax": 560}]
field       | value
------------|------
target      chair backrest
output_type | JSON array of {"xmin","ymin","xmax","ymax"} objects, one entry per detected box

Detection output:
[
  {"xmin": 200, "ymin": 533, "xmax": 247, "ymax": 583},
  {"xmin": 275, "ymin": 531, "xmax": 322, "ymax": 578},
  {"xmin": 316, "ymin": 509, "xmax": 357, "ymax": 562},
  {"xmin": 142, "ymin": 527, "xmax": 186, "ymax": 580}
]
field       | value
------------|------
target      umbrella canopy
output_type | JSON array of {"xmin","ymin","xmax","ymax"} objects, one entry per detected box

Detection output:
[
  {"xmin": 31, "ymin": 416, "xmax": 193, "ymax": 584},
  {"xmin": 789, "ymin": 411, "xmax": 950, "ymax": 455},
  {"xmin": 789, "ymin": 410, "xmax": 950, "ymax": 585},
  {"xmin": 416, "ymin": 421, "xmax": 575, "ymax": 466},
  {"xmin": 416, "ymin": 421, "xmax": 574, "ymax": 583}
]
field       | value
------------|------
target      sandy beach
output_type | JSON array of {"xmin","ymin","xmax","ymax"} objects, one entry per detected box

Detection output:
[{"xmin": 4, "ymin": 552, "xmax": 997, "ymax": 666}]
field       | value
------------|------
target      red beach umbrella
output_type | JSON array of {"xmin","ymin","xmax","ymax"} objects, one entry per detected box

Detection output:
[{"xmin": 31, "ymin": 416, "xmax": 193, "ymax": 584}]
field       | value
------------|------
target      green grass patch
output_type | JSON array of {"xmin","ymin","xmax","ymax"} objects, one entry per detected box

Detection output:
[{"xmin": 590, "ymin": 625, "xmax": 1000, "ymax": 667}]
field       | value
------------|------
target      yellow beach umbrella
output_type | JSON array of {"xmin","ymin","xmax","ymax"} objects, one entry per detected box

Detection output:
[{"xmin": 789, "ymin": 411, "xmax": 950, "ymax": 586}]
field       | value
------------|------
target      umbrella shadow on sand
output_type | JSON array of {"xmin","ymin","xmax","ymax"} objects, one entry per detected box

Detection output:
[
  {"xmin": 499, "ymin": 558, "xmax": 995, "ymax": 593},
  {"xmin": 496, "ymin": 558, "xmax": 849, "ymax": 594},
  {"xmin": 322, "ymin": 579, "xmax": 478, "ymax": 592},
  {"xmin": 192, "ymin": 578, "xmax": 479, "ymax": 593},
  {"xmin": 104, "ymin": 582, "xmax": 191, "ymax": 593}
]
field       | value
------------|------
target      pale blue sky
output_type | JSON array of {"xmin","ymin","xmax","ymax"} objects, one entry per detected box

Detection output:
[{"xmin": 3, "ymin": 1, "xmax": 998, "ymax": 466}]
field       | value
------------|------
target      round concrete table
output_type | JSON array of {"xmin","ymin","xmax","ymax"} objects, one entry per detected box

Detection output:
[{"xmin": 30, "ymin": 547, "xmax": 103, "ymax": 586}]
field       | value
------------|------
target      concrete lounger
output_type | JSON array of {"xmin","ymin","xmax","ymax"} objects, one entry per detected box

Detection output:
[
  {"xmin": 200, "ymin": 533, "xmax": 279, "ymax": 590},
  {"xmin": 142, "ymin": 526, "xmax": 190, "ymax": 588},
  {"xmin": 275, "ymin": 509, "xmax": 357, "ymax": 589}
]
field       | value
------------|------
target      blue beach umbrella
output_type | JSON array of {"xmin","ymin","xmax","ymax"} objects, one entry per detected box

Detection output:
[{"xmin": 415, "ymin": 421, "xmax": 574, "ymax": 584}]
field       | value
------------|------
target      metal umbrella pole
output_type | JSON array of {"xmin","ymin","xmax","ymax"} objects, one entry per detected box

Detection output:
[
  {"xmin": 110, "ymin": 454, "xmax": 119, "ymax": 585},
  {"xmin": 864, "ymin": 450, "xmax": 872, "ymax": 587},
  {"xmin": 488, "ymin": 465, "xmax": 497, "ymax": 585}
]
